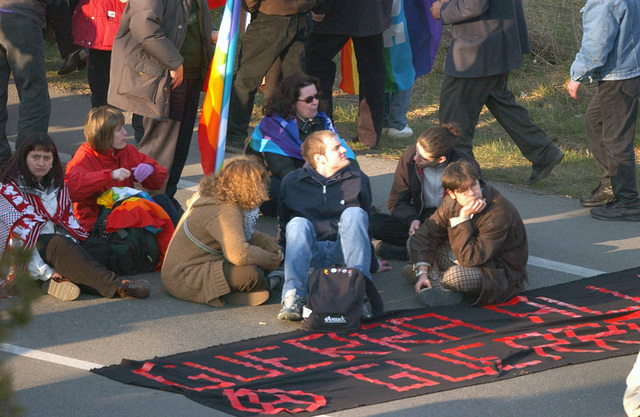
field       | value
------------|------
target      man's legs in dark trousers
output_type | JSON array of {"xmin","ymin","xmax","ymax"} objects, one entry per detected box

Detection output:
[
  {"xmin": 353, "ymin": 35, "xmax": 385, "ymax": 148},
  {"xmin": 586, "ymin": 77, "xmax": 640, "ymax": 204},
  {"xmin": 369, "ymin": 212, "xmax": 410, "ymax": 247},
  {"xmin": 485, "ymin": 72, "xmax": 559, "ymax": 166},
  {"xmin": 48, "ymin": 0, "xmax": 80, "ymax": 58},
  {"xmin": 227, "ymin": 12, "xmax": 310, "ymax": 144},
  {"xmin": 165, "ymin": 78, "xmax": 202, "ymax": 200},
  {"xmin": 0, "ymin": 42, "xmax": 11, "ymax": 166},
  {"xmin": 0, "ymin": 13, "xmax": 50, "ymax": 154},
  {"xmin": 306, "ymin": 33, "xmax": 349, "ymax": 121},
  {"xmin": 439, "ymin": 75, "xmax": 490, "ymax": 157},
  {"xmin": 87, "ymin": 49, "xmax": 112, "ymax": 108},
  {"xmin": 38, "ymin": 235, "xmax": 122, "ymax": 298}
]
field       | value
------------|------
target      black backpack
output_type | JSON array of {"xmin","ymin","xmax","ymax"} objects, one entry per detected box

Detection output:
[
  {"xmin": 91, "ymin": 201, "xmax": 160, "ymax": 276},
  {"xmin": 302, "ymin": 266, "xmax": 383, "ymax": 332}
]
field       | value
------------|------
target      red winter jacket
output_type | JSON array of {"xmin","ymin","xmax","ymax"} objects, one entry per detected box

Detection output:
[
  {"xmin": 65, "ymin": 143, "xmax": 167, "ymax": 231},
  {"xmin": 72, "ymin": 0, "xmax": 126, "ymax": 50}
]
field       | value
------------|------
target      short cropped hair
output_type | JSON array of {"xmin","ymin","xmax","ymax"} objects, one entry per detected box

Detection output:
[
  {"xmin": 416, "ymin": 123, "xmax": 460, "ymax": 159},
  {"xmin": 84, "ymin": 106, "xmax": 125, "ymax": 154},
  {"xmin": 199, "ymin": 155, "xmax": 270, "ymax": 210},
  {"xmin": 301, "ymin": 130, "xmax": 336, "ymax": 169},
  {"xmin": 441, "ymin": 159, "xmax": 481, "ymax": 192}
]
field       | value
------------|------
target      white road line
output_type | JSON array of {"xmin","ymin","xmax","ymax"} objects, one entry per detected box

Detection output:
[
  {"xmin": 527, "ymin": 256, "xmax": 604, "ymax": 277},
  {"xmin": 0, "ymin": 343, "xmax": 103, "ymax": 371}
]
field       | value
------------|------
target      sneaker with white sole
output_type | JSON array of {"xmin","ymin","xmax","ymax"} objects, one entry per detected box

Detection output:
[
  {"xmin": 388, "ymin": 126, "xmax": 414, "ymax": 139},
  {"xmin": 42, "ymin": 278, "xmax": 80, "ymax": 301},
  {"xmin": 278, "ymin": 289, "xmax": 305, "ymax": 321},
  {"xmin": 418, "ymin": 287, "xmax": 463, "ymax": 307}
]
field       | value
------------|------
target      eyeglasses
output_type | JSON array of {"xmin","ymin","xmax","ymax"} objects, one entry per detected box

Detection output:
[{"xmin": 297, "ymin": 93, "xmax": 321, "ymax": 104}]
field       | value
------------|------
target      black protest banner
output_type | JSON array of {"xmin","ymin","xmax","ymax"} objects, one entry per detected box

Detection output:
[{"xmin": 93, "ymin": 267, "xmax": 640, "ymax": 416}]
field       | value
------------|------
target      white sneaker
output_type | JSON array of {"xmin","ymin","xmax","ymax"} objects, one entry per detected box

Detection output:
[
  {"xmin": 382, "ymin": 127, "xmax": 389, "ymax": 136},
  {"xmin": 388, "ymin": 126, "xmax": 414, "ymax": 139},
  {"xmin": 278, "ymin": 289, "xmax": 305, "ymax": 321}
]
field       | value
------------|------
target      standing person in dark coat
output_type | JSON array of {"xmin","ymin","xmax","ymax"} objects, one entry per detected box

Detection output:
[
  {"xmin": 0, "ymin": 0, "xmax": 51, "ymax": 166},
  {"xmin": 306, "ymin": 0, "xmax": 391, "ymax": 149},
  {"xmin": 431, "ymin": 0, "xmax": 564, "ymax": 185},
  {"xmin": 409, "ymin": 160, "xmax": 528, "ymax": 307}
]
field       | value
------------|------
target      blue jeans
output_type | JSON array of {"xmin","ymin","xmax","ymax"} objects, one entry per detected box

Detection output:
[
  {"xmin": 383, "ymin": 85, "xmax": 413, "ymax": 130},
  {"xmin": 282, "ymin": 207, "xmax": 371, "ymax": 301}
]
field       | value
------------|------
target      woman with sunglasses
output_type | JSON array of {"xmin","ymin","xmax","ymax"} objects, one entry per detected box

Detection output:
[{"xmin": 246, "ymin": 73, "xmax": 356, "ymax": 217}]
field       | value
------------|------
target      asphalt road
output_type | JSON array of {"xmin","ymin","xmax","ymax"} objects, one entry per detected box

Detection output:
[{"xmin": 1, "ymin": 85, "xmax": 639, "ymax": 417}]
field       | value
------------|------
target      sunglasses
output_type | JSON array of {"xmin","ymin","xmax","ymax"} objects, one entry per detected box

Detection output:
[{"xmin": 297, "ymin": 93, "xmax": 322, "ymax": 104}]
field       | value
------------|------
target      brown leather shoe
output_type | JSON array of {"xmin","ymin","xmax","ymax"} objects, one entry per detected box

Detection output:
[
  {"xmin": 117, "ymin": 280, "xmax": 150, "ymax": 299},
  {"xmin": 580, "ymin": 182, "xmax": 615, "ymax": 207}
]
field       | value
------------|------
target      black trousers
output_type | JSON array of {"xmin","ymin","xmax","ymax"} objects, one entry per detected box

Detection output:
[
  {"xmin": 439, "ymin": 72, "xmax": 556, "ymax": 165},
  {"xmin": 585, "ymin": 76, "xmax": 640, "ymax": 203},
  {"xmin": 306, "ymin": 32, "xmax": 385, "ymax": 147},
  {"xmin": 227, "ymin": 12, "xmax": 311, "ymax": 143},
  {"xmin": 37, "ymin": 234, "xmax": 121, "ymax": 298},
  {"xmin": 87, "ymin": 49, "xmax": 111, "ymax": 108},
  {"xmin": 369, "ymin": 212, "xmax": 411, "ymax": 248}
]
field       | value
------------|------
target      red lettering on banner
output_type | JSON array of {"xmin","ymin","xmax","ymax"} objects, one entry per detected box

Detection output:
[
  {"xmin": 607, "ymin": 310, "xmax": 640, "ymax": 332},
  {"xmin": 234, "ymin": 345, "xmax": 333, "ymax": 372},
  {"xmin": 335, "ymin": 363, "xmax": 440, "ymax": 392},
  {"xmin": 183, "ymin": 359, "xmax": 283, "ymax": 382},
  {"xmin": 587, "ymin": 286, "xmax": 640, "ymax": 304},
  {"xmin": 132, "ymin": 362, "xmax": 235, "ymax": 391},
  {"xmin": 496, "ymin": 323, "xmax": 613, "ymax": 361},
  {"xmin": 224, "ymin": 388, "xmax": 326, "ymax": 414},
  {"xmin": 534, "ymin": 286, "xmax": 640, "ymax": 316},
  {"xmin": 546, "ymin": 323, "xmax": 626, "ymax": 350},
  {"xmin": 351, "ymin": 323, "xmax": 425, "ymax": 352},
  {"xmin": 283, "ymin": 332, "xmax": 392, "ymax": 359},
  {"xmin": 386, "ymin": 312, "xmax": 494, "ymax": 341},
  {"xmin": 485, "ymin": 295, "xmax": 583, "ymax": 323},
  {"xmin": 427, "ymin": 342, "xmax": 540, "ymax": 372}
]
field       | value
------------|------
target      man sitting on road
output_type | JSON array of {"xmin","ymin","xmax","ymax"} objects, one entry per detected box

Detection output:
[
  {"xmin": 370, "ymin": 124, "xmax": 478, "ymax": 260},
  {"xmin": 277, "ymin": 130, "xmax": 372, "ymax": 320},
  {"xmin": 408, "ymin": 160, "xmax": 528, "ymax": 307}
]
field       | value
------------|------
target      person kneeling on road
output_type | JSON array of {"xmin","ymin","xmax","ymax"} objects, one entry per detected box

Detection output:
[{"xmin": 408, "ymin": 160, "xmax": 528, "ymax": 307}]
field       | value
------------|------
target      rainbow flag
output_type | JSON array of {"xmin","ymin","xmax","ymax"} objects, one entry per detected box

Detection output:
[
  {"xmin": 198, "ymin": 0, "xmax": 242, "ymax": 175},
  {"xmin": 339, "ymin": 0, "xmax": 442, "ymax": 95}
]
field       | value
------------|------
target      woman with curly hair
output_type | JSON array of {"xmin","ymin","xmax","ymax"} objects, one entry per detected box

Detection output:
[
  {"xmin": 161, "ymin": 156, "xmax": 283, "ymax": 307},
  {"xmin": 246, "ymin": 72, "xmax": 356, "ymax": 217}
]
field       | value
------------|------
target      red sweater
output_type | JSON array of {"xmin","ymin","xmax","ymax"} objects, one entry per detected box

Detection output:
[{"xmin": 65, "ymin": 143, "xmax": 167, "ymax": 231}]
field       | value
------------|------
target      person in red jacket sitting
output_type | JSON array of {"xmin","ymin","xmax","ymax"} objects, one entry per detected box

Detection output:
[{"xmin": 65, "ymin": 106, "xmax": 181, "ymax": 232}]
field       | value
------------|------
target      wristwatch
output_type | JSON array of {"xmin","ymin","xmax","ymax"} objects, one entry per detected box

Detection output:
[{"xmin": 415, "ymin": 270, "xmax": 427, "ymax": 279}]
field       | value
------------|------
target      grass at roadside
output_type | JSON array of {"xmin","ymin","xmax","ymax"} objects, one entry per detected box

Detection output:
[{"xmin": 45, "ymin": 31, "xmax": 639, "ymax": 200}]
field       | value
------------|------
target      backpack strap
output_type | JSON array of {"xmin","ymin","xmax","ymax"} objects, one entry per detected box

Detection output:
[{"xmin": 183, "ymin": 193, "xmax": 222, "ymax": 256}]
